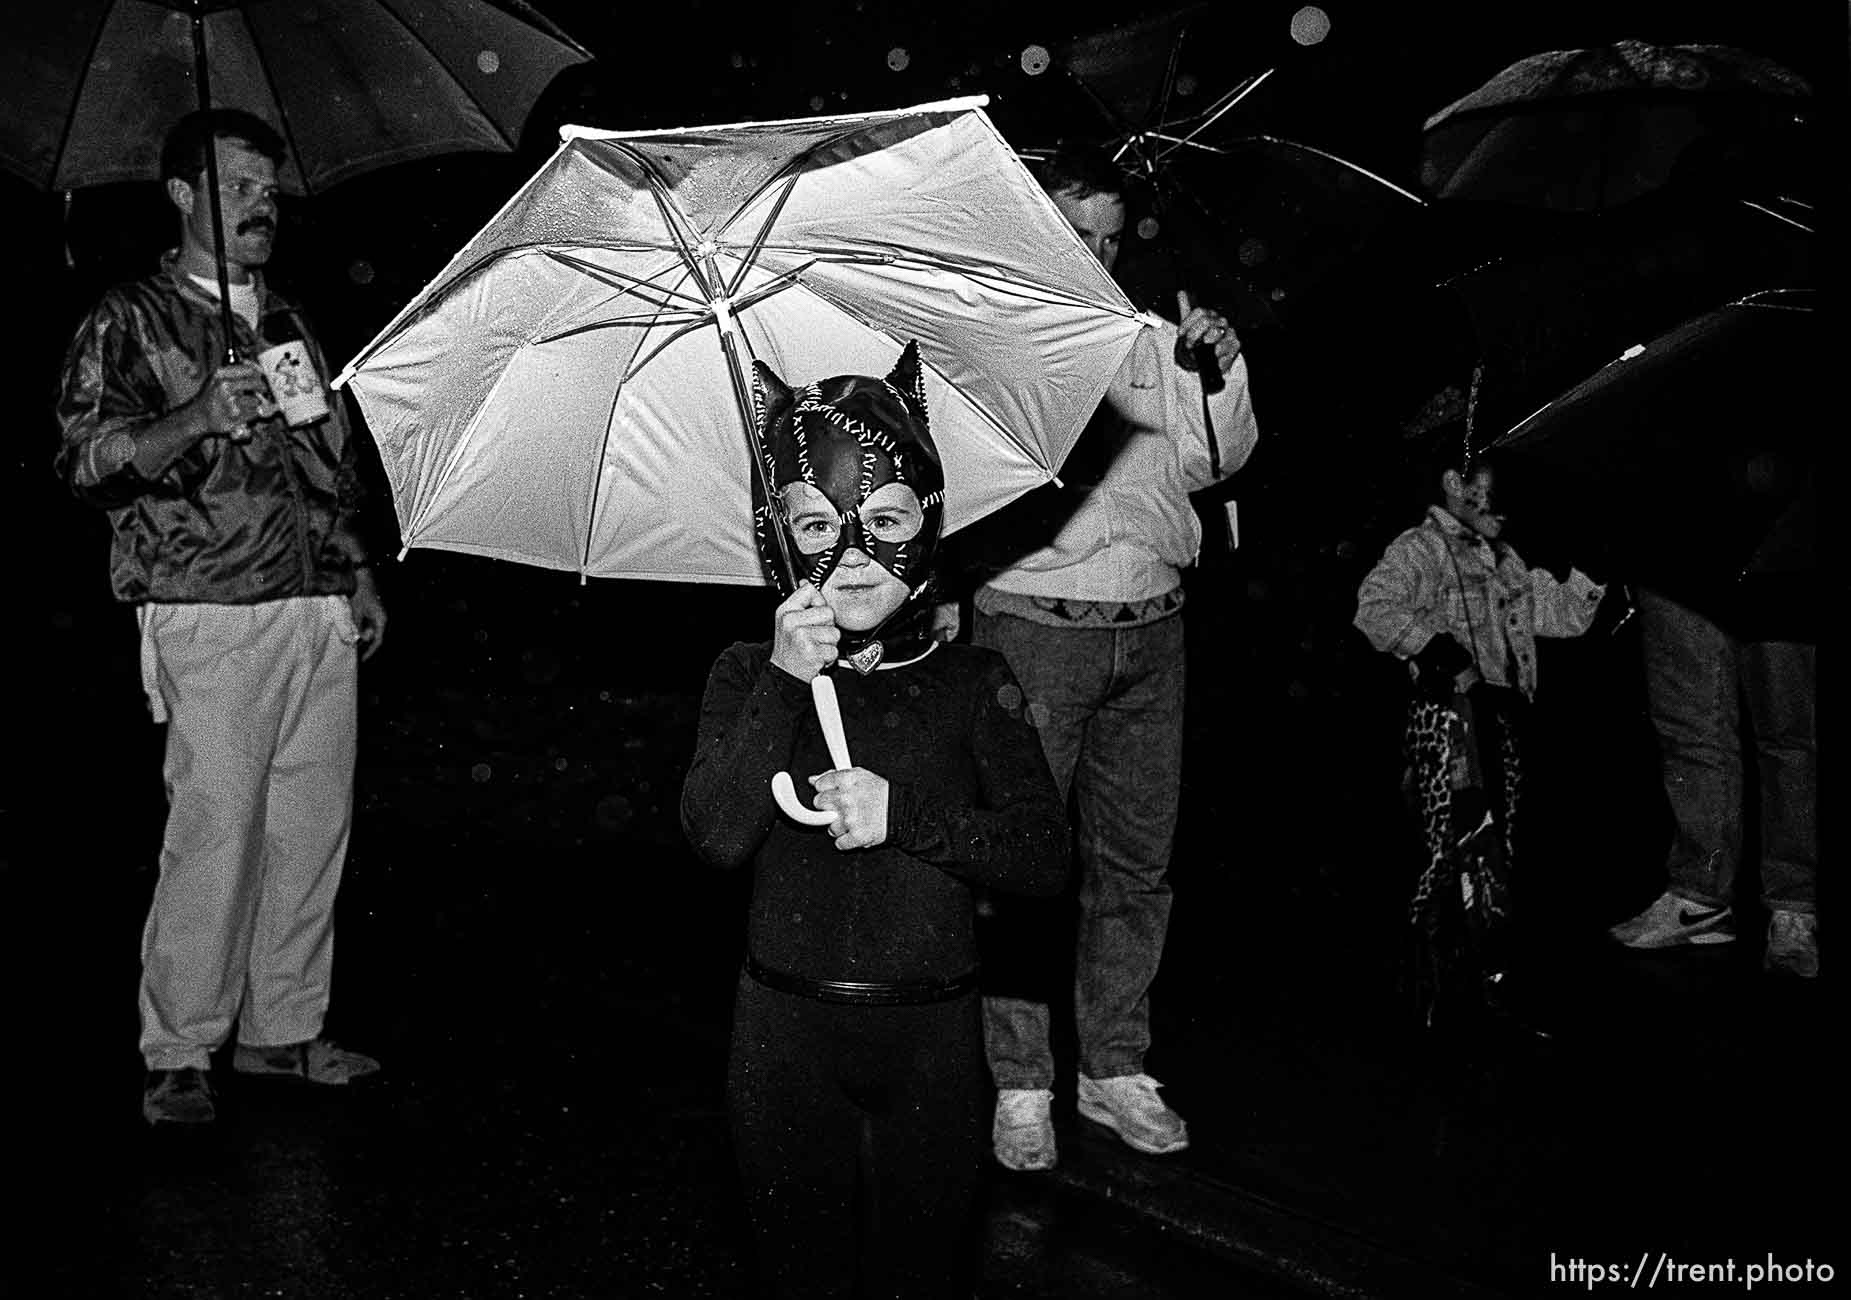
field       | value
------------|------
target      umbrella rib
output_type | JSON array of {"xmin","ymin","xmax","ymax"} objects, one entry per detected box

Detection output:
[
  {"xmin": 575, "ymin": 288, "xmax": 724, "ymax": 576},
  {"xmin": 230, "ymin": 6, "xmax": 316, "ymax": 194},
  {"xmin": 721, "ymin": 173, "xmax": 805, "ymax": 298},
  {"xmin": 369, "ymin": 0, "xmax": 515, "ymax": 151},
  {"xmin": 1166, "ymin": 69, "xmax": 1274, "ymax": 141},
  {"xmin": 541, "ymin": 249, "xmax": 712, "ymax": 312},
  {"xmin": 608, "ymin": 143, "xmax": 716, "ymax": 299},
  {"xmin": 1151, "ymin": 20, "xmax": 1188, "ymax": 137},
  {"xmin": 753, "ymin": 246, "xmax": 1137, "ymax": 316},
  {"xmin": 1226, "ymin": 134, "xmax": 1428, "ymax": 204},
  {"xmin": 760, "ymin": 271, "xmax": 1088, "ymax": 475}
]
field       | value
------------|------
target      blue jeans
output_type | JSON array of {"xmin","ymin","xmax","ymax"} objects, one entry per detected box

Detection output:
[
  {"xmin": 973, "ymin": 609, "xmax": 1185, "ymax": 1087},
  {"xmin": 1639, "ymin": 589, "xmax": 1816, "ymax": 912}
]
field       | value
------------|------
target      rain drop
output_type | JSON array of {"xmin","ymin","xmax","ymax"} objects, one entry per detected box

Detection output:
[
  {"xmin": 886, "ymin": 47, "xmax": 910, "ymax": 72},
  {"xmin": 347, "ymin": 259, "xmax": 375, "ymax": 285},
  {"xmin": 1238, "ymin": 236, "xmax": 1269, "ymax": 266},
  {"xmin": 476, "ymin": 49, "xmax": 501, "ymax": 74},
  {"xmin": 1290, "ymin": 6, "xmax": 1331, "ymax": 46},
  {"xmin": 1137, "ymin": 216, "xmax": 1161, "ymax": 240},
  {"xmin": 471, "ymin": 763, "xmax": 493, "ymax": 783},
  {"xmin": 810, "ymin": 95, "xmax": 826, "ymax": 111},
  {"xmin": 1175, "ymin": 72, "xmax": 1198, "ymax": 96},
  {"xmin": 1020, "ymin": 44, "xmax": 1050, "ymax": 76},
  {"xmin": 730, "ymin": 51, "xmax": 745, "ymax": 69}
]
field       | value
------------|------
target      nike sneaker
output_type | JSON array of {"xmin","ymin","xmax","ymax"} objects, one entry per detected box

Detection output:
[{"xmin": 1608, "ymin": 890, "xmax": 1736, "ymax": 949}]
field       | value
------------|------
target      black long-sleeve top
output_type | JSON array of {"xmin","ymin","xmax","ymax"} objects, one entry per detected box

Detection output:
[{"xmin": 681, "ymin": 641, "xmax": 1070, "ymax": 985}]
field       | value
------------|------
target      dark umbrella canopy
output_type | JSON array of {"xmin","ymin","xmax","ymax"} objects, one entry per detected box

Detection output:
[
  {"xmin": 0, "ymin": 0, "xmax": 594, "ymax": 197},
  {"xmin": 1491, "ymin": 289, "xmax": 1822, "ymax": 636},
  {"xmin": 1420, "ymin": 39, "xmax": 1814, "ymax": 211}
]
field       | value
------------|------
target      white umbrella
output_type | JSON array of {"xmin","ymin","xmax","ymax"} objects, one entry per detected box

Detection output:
[{"xmin": 334, "ymin": 95, "xmax": 1148, "ymax": 585}]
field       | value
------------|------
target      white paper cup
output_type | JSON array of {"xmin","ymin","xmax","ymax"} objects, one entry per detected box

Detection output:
[{"xmin": 256, "ymin": 341, "xmax": 331, "ymax": 426}]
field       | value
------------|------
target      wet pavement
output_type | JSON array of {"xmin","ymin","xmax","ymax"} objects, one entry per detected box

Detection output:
[{"xmin": 16, "ymin": 547, "xmax": 1836, "ymax": 1299}]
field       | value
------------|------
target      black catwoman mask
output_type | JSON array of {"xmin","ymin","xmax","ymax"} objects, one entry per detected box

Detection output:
[{"xmin": 751, "ymin": 341, "xmax": 945, "ymax": 671}]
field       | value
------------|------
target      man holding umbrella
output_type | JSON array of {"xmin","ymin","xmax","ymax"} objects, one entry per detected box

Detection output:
[
  {"xmin": 945, "ymin": 142, "xmax": 1258, "ymax": 1171},
  {"xmin": 55, "ymin": 109, "xmax": 385, "ymax": 1125}
]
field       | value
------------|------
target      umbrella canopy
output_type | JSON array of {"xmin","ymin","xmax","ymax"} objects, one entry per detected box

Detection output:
[
  {"xmin": 334, "ymin": 97, "xmax": 1148, "ymax": 586},
  {"xmin": 0, "ymin": 0, "xmax": 593, "ymax": 196},
  {"xmin": 1490, "ymin": 289, "xmax": 1820, "ymax": 629},
  {"xmin": 1420, "ymin": 40, "xmax": 1813, "ymax": 212}
]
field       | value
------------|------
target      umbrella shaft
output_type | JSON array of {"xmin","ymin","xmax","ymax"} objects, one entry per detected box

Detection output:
[
  {"xmin": 710, "ymin": 290, "xmax": 796, "ymax": 588},
  {"xmin": 190, "ymin": 1, "xmax": 238, "ymax": 364}
]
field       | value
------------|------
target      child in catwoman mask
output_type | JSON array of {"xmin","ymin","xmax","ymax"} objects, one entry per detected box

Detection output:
[
  {"xmin": 684, "ymin": 341, "xmax": 1068, "ymax": 1299},
  {"xmin": 751, "ymin": 340, "xmax": 945, "ymax": 674}
]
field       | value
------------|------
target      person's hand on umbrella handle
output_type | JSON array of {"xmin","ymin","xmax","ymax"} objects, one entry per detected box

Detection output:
[
  {"xmin": 772, "ymin": 674, "xmax": 852, "ymax": 826},
  {"xmin": 770, "ymin": 582, "xmax": 839, "ymax": 682},
  {"xmin": 1175, "ymin": 291, "xmax": 1241, "ymax": 375},
  {"xmin": 809, "ymin": 765, "xmax": 890, "ymax": 851},
  {"xmin": 930, "ymin": 600, "xmax": 961, "ymax": 643}
]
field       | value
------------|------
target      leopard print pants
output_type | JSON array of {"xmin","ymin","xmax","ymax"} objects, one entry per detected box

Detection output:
[{"xmin": 1403, "ymin": 690, "xmax": 1523, "ymax": 1027}]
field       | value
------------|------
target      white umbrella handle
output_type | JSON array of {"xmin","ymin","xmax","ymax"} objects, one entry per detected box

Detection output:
[{"xmin": 772, "ymin": 674, "xmax": 852, "ymax": 825}]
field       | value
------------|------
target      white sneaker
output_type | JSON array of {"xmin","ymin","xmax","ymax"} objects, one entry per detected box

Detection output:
[
  {"xmin": 1076, "ymin": 1073, "xmax": 1189, "ymax": 1155},
  {"xmin": 1764, "ymin": 909, "xmax": 1819, "ymax": 978},
  {"xmin": 992, "ymin": 1088, "xmax": 1057, "ymax": 1171}
]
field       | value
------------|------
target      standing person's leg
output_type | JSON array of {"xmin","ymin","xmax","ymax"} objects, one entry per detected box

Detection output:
[
  {"xmin": 1071, "ymin": 612, "xmax": 1187, "ymax": 1154},
  {"xmin": 971, "ymin": 610, "xmax": 1100, "ymax": 1170},
  {"xmin": 1745, "ymin": 638, "xmax": 1817, "ymax": 976},
  {"xmin": 860, "ymin": 995, "xmax": 986, "ymax": 1299},
  {"xmin": 1405, "ymin": 697, "xmax": 1466, "ymax": 1030},
  {"xmin": 728, "ymin": 976, "xmax": 860, "ymax": 1298},
  {"xmin": 1610, "ymin": 590, "xmax": 1743, "ymax": 947},
  {"xmin": 138, "ymin": 603, "xmax": 288, "ymax": 1122},
  {"xmin": 234, "ymin": 596, "xmax": 373, "ymax": 1080}
]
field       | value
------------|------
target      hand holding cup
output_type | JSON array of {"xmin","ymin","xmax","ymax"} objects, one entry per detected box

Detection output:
[{"xmin": 198, "ymin": 362, "xmax": 279, "ymax": 442}]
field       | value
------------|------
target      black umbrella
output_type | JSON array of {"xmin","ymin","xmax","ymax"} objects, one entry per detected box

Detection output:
[
  {"xmin": 1031, "ymin": 5, "xmax": 1423, "ymax": 331},
  {"xmin": 1490, "ymin": 289, "xmax": 1821, "ymax": 635},
  {"xmin": 0, "ymin": 0, "xmax": 593, "ymax": 350},
  {"xmin": 1420, "ymin": 39, "xmax": 1815, "ymax": 212}
]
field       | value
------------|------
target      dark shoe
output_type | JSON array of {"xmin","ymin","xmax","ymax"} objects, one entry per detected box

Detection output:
[
  {"xmin": 1764, "ymin": 910, "xmax": 1819, "ymax": 978},
  {"xmin": 143, "ymin": 1067, "xmax": 215, "ymax": 1125},
  {"xmin": 233, "ymin": 1038, "xmax": 380, "ymax": 1084}
]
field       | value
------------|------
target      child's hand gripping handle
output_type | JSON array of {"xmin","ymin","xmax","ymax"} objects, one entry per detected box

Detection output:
[{"xmin": 772, "ymin": 674, "xmax": 851, "ymax": 825}]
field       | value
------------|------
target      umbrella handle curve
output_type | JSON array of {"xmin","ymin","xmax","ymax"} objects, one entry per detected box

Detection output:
[{"xmin": 771, "ymin": 674, "xmax": 852, "ymax": 825}]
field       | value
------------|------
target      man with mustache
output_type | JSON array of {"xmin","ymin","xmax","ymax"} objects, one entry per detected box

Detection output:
[{"xmin": 55, "ymin": 108, "xmax": 386, "ymax": 1125}]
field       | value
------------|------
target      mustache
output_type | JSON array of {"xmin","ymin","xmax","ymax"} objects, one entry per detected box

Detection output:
[{"xmin": 236, "ymin": 217, "xmax": 275, "ymax": 236}]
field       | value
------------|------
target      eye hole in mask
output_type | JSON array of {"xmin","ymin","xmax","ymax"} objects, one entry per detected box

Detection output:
[{"xmin": 780, "ymin": 481, "xmax": 925, "ymax": 563}]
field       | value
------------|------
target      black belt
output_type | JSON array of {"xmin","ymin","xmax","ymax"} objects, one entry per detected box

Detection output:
[{"xmin": 745, "ymin": 954, "xmax": 979, "ymax": 1006}]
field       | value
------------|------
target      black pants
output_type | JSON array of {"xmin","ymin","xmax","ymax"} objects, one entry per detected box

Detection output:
[{"xmin": 727, "ymin": 971, "xmax": 985, "ymax": 1299}]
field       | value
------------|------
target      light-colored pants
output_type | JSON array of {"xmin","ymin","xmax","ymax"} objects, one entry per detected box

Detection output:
[
  {"xmin": 973, "ymin": 609, "xmax": 1185, "ymax": 1088},
  {"xmin": 1639, "ymin": 589, "xmax": 1816, "ymax": 912},
  {"xmin": 137, "ymin": 596, "xmax": 359, "ymax": 1070}
]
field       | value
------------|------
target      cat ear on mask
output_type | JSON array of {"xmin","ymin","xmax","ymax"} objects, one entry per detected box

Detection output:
[
  {"xmin": 884, "ymin": 340, "xmax": 930, "ymax": 436},
  {"xmin": 751, "ymin": 360, "xmax": 795, "ymax": 444}
]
